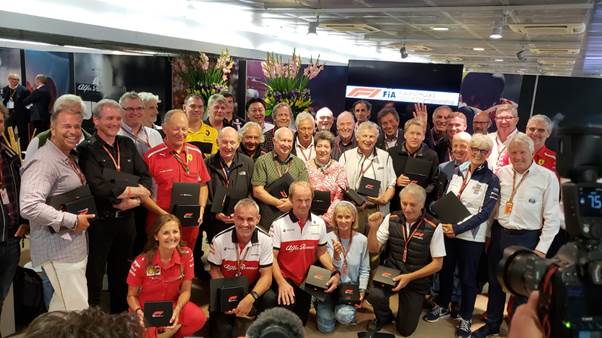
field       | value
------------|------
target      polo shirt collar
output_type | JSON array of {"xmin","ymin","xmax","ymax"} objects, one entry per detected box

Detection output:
[
  {"xmin": 151, "ymin": 248, "xmax": 182, "ymax": 269},
  {"xmin": 289, "ymin": 211, "xmax": 313, "ymax": 224},
  {"xmin": 296, "ymin": 136, "xmax": 314, "ymax": 150},
  {"xmin": 231, "ymin": 227, "xmax": 259, "ymax": 244},
  {"xmin": 272, "ymin": 151, "xmax": 293, "ymax": 163}
]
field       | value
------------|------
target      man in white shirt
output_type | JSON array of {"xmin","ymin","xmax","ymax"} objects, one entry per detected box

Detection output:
[
  {"xmin": 292, "ymin": 112, "xmax": 315, "ymax": 165},
  {"xmin": 474, "ymin": 134, "xmax": 560, "ymax": 338},
  {"xmin": 117, "ymin": 92, "xmax": 163, "ymax": 157},
  {"xmin": 365, "ymin": 184, "xmax": 445, "ymax": 336},
  {"xmin": 487, "ymin": 103, "xmax": 523, "ymax": 173}
]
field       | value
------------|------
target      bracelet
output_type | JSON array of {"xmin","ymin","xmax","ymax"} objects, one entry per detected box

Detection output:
[{"xmin": 249, "ymin": 290, "xmax": 259, "ymax": 301}]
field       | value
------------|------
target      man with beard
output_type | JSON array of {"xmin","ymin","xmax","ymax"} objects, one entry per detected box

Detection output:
[{"xmin": 472, "ymin": 110, "xmax": 492, "ymax": 135}]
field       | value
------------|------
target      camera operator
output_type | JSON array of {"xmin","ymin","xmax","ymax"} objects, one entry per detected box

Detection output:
[
  {"xmin": 474, "ymin": 134, "xmax": 560, "ymax": 338},
  {"xmin": 507, "ymin": 291, "xmax": 544, "ymax": 338}
]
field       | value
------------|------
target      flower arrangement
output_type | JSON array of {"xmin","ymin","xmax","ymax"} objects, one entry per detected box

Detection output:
[
  {"xmin": 177, "ymin": 50, "xmax": 234, "ymax": 104},
  {"xmin": 261, "ymin": 49, "xmax": 323, "ymax": 117}
]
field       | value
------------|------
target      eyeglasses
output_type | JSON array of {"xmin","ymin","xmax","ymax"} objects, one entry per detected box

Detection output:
[
  {"xmin": 470, "ymin": 147, "xmax": 489, "ymax": 155},
  {"xmin": 123, "ymin": 107, "xmax": 144, "ymax": 112},
  {"xmin": 495, "ymin": 116, "xmax": 516, "ymax": 121}
]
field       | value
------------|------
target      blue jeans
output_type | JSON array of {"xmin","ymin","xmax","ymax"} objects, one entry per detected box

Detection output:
[{"xmin": 316, "ymin": 297, "xmax": 357, "ymax": 333}]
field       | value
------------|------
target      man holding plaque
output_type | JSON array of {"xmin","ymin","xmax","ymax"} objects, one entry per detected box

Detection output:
[
  {"xmin": 474, "ymin": 134, "xmax": 560, "ymax": 338},
  {"xmin": 205, "ymin": 127, "xmax": 254, "ymax": 242},
  {"xmin": 20, "ymin": 101, "xmax": 96, "ymax": 311},
  {"xmin": 252, "ymin": 127, "xmax": 308, "ymax": 231},
  {"xmin": 365, "ymin": 184, "xmax": 445, "ymax": 336},
  {"xmin": 144, "ymin": 109, "xmax": 210, "ymax": 254},
  {"xmin": 77, "ymin": 99, "xmax": 153, "ymax": 313},
  {"xmin": 208, "ymin": 198, "xmax": 275, "ymax": 337},
  {"xmin": 388, "ymin": 118, "xmax": 439, "ymax": 213}
]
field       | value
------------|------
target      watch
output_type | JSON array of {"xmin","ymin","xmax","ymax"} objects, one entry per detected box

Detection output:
[{"xmin": 249, "ymin": 290, "xmax": 259, "ymax": 301}]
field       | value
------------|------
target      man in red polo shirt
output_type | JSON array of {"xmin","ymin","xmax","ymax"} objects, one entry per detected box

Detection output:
[
  {"xmin": 208, "ymin": 198, "xmax": 275, "ymax": 337},
  {"xmin": 525, "ymin": 114, "xmax": 557, "ymax": 176},
  {"xmin": 144, "ymin": 109, "xmax": 210, "ymax": 253},
  {"xmin": 271, "ymin": 181, "xmax": 340, "ymax": 325}
]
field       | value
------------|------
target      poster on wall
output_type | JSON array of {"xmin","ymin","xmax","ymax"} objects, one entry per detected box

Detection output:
[
  {"xmin": 0, "ymin": 48, "xmax": 21, "ymax": 86},
  {"xmin": 24, "ymin": 50, "xmax": 71, "ymax": 98}
]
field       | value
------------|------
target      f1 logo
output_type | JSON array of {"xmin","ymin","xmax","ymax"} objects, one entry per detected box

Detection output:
[{"xmin": 347, "ymin": 87, "xmax": 382, "ymax": 98}]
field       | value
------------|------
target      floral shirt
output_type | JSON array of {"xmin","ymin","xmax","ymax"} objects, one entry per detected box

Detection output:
[{"xmin": 307, "ymin": 159, "xmax": 347, "ymax": 227}]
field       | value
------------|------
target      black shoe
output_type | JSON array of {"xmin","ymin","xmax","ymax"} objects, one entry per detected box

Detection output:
[
  {"xmin": 472, "ymin": 324, "xmax": 500, "ymax": 338},
  {"xmin": 450, "ymin": 301, "xmax": 460, "ymax": 319},
  {"xmin": 367, "ymin": 318, "xmax": 393, "ymax": 332}
]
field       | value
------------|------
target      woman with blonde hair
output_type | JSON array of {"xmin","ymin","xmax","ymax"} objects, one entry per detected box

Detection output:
[{"xmin": 315, "ymin": 201, "xmax": 370, "ymax": 333}]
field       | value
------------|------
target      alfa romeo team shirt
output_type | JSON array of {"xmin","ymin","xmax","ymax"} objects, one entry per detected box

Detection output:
[
  {"xmin": 271, "ymin": 213, "xmax": 328, "ymax": 286},
  {"xmin": 208, "ymin": 227, "xmax": 273, "ymax": 285}
]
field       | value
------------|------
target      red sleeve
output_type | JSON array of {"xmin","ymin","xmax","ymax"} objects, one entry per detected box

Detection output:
[
  {"xmin": 127, "ymin": 255, "xmax": 146, "ymax": 287},
  {"xmin": 197, "ymin": 157, "xmax": 210, "ymax": 183},
  {"xmin": 181, "ymin": 247, "xmax": 195, "ymax": 280}
]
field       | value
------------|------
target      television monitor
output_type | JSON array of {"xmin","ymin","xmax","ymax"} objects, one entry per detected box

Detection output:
[{"xmin": 345, "ymin": 60, "xmax": 463, "ymax": 106}]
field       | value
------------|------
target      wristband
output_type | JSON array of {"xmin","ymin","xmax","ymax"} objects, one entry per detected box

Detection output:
[{"xmin": 250, "ymin": 290, "xmax": 259, "ymax": 301}]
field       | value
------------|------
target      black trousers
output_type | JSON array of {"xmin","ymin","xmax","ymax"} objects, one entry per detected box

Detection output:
[
  {"xmin": 210, "ymin": 288, "xmax": 276, "ymax": 337},
  {"xmin": 437, "ymin": 237, "xmax": 484, "ymax": 320},
  {"xmin": 366, "ymin": 285, "xmax": 425, "ymax": 337},
  {"xmin": 485, "ymin": 223, "xmax": 540, "ymax": 329},
  {"xmin": 86, "ymin": 215, "xmax": 135, "ymax": 313},
  {"xmin": 271, "ymin": 279, "xmax": 312, "ymax": 325}
]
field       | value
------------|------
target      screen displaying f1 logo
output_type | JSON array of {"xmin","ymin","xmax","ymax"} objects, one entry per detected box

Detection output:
[{"xmin": 345, "ymin": 85, "xmax": 459, "ymax": 106}]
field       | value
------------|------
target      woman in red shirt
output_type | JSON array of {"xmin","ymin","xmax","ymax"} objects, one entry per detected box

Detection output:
[{"xmin": 127, "ymin": 214, "xmax": 207, "ymax": 338}]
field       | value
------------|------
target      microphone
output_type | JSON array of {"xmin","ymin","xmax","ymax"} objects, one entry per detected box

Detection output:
[{"xmin": 246, "ymin": 307, "xmax": 304, "ymax": 338}]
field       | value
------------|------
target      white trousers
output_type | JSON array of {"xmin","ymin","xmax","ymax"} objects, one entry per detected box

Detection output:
[{"xmin": 42, "ymin": 257, "xmax": 89, "ymax": 312}]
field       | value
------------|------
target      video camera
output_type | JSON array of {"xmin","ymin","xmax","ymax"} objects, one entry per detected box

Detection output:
[{"xmin": 497, "ymin": 125, "xmax": 602, "ymax": 338}]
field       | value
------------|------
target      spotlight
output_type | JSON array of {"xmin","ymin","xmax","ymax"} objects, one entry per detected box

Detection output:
[
  {"xmin": 517, "ymin": 49, "xmax": 527, "ymax": 62},
  {"xmin": 400, "ymin": 44, "xmax": 408, "ymax": 59},
  {"xmin": 490, "ymin": 25, "xmax": 503, "ymax": 39}
]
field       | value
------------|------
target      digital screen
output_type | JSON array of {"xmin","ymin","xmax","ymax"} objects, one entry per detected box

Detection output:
[
  {"xmin": 579, "ymin": 187, "xmax": 602, "ymax": 217},
  {"xmin": 346, "ymin": 60, "xmax": 463, "ymax": 105}
]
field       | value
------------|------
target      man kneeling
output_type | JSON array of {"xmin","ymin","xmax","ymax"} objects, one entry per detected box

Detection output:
[
  {"xmin": 366, "ymin": 183, "xmax": 446, "ymax": 336},
  {"xmin": 208, "ymin": 198, "xmax": 276, "ymax": 337}
]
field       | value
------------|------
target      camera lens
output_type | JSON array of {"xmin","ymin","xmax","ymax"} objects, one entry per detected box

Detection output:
[{"xmin": 497, "ymin": 246, "xmax": 549, "ymax": 298}]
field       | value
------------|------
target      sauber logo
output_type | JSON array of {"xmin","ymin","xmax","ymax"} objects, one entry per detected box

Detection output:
[
  {"xmin": 347, "ymin": 87, "xmax": 382, "ymax": 98},
  {"xmin": 285, "ymin": 243, "xmax": 315, "ymax": 252}
]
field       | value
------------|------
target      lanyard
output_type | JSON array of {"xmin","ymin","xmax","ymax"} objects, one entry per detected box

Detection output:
[
  {"xmin": 508, "ymin": 169, "xmax": 529, "ymax": 204},
  {"xmin": 101, "ymin": 141, "xmax": 121, "ymax": 171},
  {"xmin": 495, "ymin": 135, "xmax": 507, "ymax": 164},
  {"xmin": 298, "ymin": 144, "xmax": 313, "ymax": 162},
  {"xmin": 170, "ymin": 149, "xmax": 190, "ymax": 174},
  {"xmin": 219, "ymin": 159, "xmax": 230, "ymax": 187},
  {"xmin": 401, "ymin": 218, "xmax": 424, "ymax": 263},
  {"xmin": 358, "ymin": 155, "xmax": 375, "ymax": 178},
  {"xmin": 67, "ymin": 155, "xmax": 86, "ymax": 185},
  {"xmin": 336, "ymin": 230, "xmax": 354, "ymax": 276},
  {"xmin": 274, "ymin": 158, "xmax": 291, "ymax": 177},
  {"xmin": 121, "ymin": 126, "xmax": 150, "ymax": 148},
  {"xmin": 235, "ymin": 243, "xmax": 251, "ymax": 277},
  {"xmin": 456, "ymin": 167, "xmax": 473, "ymax": 198}
]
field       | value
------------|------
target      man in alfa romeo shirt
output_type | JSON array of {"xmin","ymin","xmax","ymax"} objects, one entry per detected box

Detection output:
[{"xmin": 270, "ymin": 181, "xmax": 340, "ymax": 324}]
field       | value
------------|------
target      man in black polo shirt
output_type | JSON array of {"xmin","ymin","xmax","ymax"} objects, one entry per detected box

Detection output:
[
  {"xmin": 366, "ymin": 184, "xmax": 445, "ymax": 336},
  {"xmin": 77, "ymin": 99, "xmax": 153, "ymax": 313}
]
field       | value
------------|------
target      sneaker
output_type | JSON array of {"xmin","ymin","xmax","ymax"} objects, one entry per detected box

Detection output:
[
  {"xmin": 456, "ymin": 318, "xmax": 472, "ymax": 338},
  {"xmin": 423, "ymin": 305, "xmax": 451, "ymax": 322},
  {"xmin": 472, "ymin": 324, "xmax": 500, "ymax": 338},
  {"xmin": 366, "ymin": 317, "xmax": 393, "ymax": 332}
]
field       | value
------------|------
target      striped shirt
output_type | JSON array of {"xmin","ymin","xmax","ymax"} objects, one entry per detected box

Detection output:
[{"xmin": 251, "ymin": 151, "xmax": 309, "ymax": 187}]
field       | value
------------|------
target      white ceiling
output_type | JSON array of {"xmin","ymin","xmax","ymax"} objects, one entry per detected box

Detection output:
[{"xmin": 0, "ymin": 0, "xmax": 599, "ymax": 76}]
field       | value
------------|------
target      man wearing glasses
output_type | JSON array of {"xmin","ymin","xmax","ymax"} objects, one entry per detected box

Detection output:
[
  {"xmin": 487, "ymin": 103, "xmax": 523, "ymax": 173},
  {"xmin": 118, "ymin": 92, "xmax": 163, "ymax": 157}
]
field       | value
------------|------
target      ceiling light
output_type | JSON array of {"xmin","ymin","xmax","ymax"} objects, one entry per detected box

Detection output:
[
  {"xmin": 489, "ymin": 25, "xmax": 503, "ymax": 39},
  {"xmin": 431, "ymin": 27, "xmax": 449, "ymax": 31},
  {"xmin": 473, "ymin": 47, "xmax": 485, "ymax": 51},
  {"xmin": 0, "ymin": 38, "xmax": 53, "ymax": 46},
  {"xmin": 495, "ymin": 58, "xmax": 504, "ymax": 62}
]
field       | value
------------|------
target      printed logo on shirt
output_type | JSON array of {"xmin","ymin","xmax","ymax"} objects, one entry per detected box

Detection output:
[
  {"xmin": 285, "ymin": 243, "xmax": 316, "ymax": 253},
  {"xmin": 413, "ymin": 231, "xmax": 425, "ymax": 240},
  {"xmin": 146, "ymin": 265, "xmax": 161, "ymax": 277},
  {"xmin": 239, "ymin": 171, "xmax": 247, "ymax": 176}
]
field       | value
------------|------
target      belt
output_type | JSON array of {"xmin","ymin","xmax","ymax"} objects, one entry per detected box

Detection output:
[{"xmin": 500, "ymin": 227, "xmax": 539, "ymax": 235}]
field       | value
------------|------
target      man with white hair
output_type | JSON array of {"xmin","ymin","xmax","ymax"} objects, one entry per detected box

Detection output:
[
  {"xmin": 332, "ymin": 111, "xmax": 356, "ymax": 160},
  {"xmin": 525, "ymin": 114, "xmax": 557, "ymax": 176},
  {"xmin": 426, "ymin": 105, "xmax": 452, "ymax": 148},
  {"xmin": 2, "ymin": 73, "xmax": 30, "ymax": 149},
  {"xmin": 487, "ymin": 103, "xmax": 524, "ymax": 173},
  {"xmin": 315, "ymin": 107, "xmax": 334, "ymax": 132},
  {"xmin": 206, "ymin": 93, "xmax": 227, "ymax": 131},
  {"xmin": 138, "ymin": 92, "xmax": 161, "ymax": 131},
  {"xmin": 252, "ymin": 127, "xmax": 308, "ymax": 230},
  {"xmin": 474, "ymin": 134, "xmax": 560, "ymax": 338},
  {"xmin": 292, "ymin": 112, "xmax": 315, "ymax": 165}
]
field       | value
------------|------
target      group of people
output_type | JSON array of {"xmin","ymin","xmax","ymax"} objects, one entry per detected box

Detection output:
[{"xmin": 0, "ymin": 77, "xmax": 562, "ymax": 338}]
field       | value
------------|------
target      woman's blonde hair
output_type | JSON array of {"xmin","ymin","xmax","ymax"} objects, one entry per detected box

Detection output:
[{"xmin": 333, "ymin": 201, "xmax": 358, "ymax": 234}]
